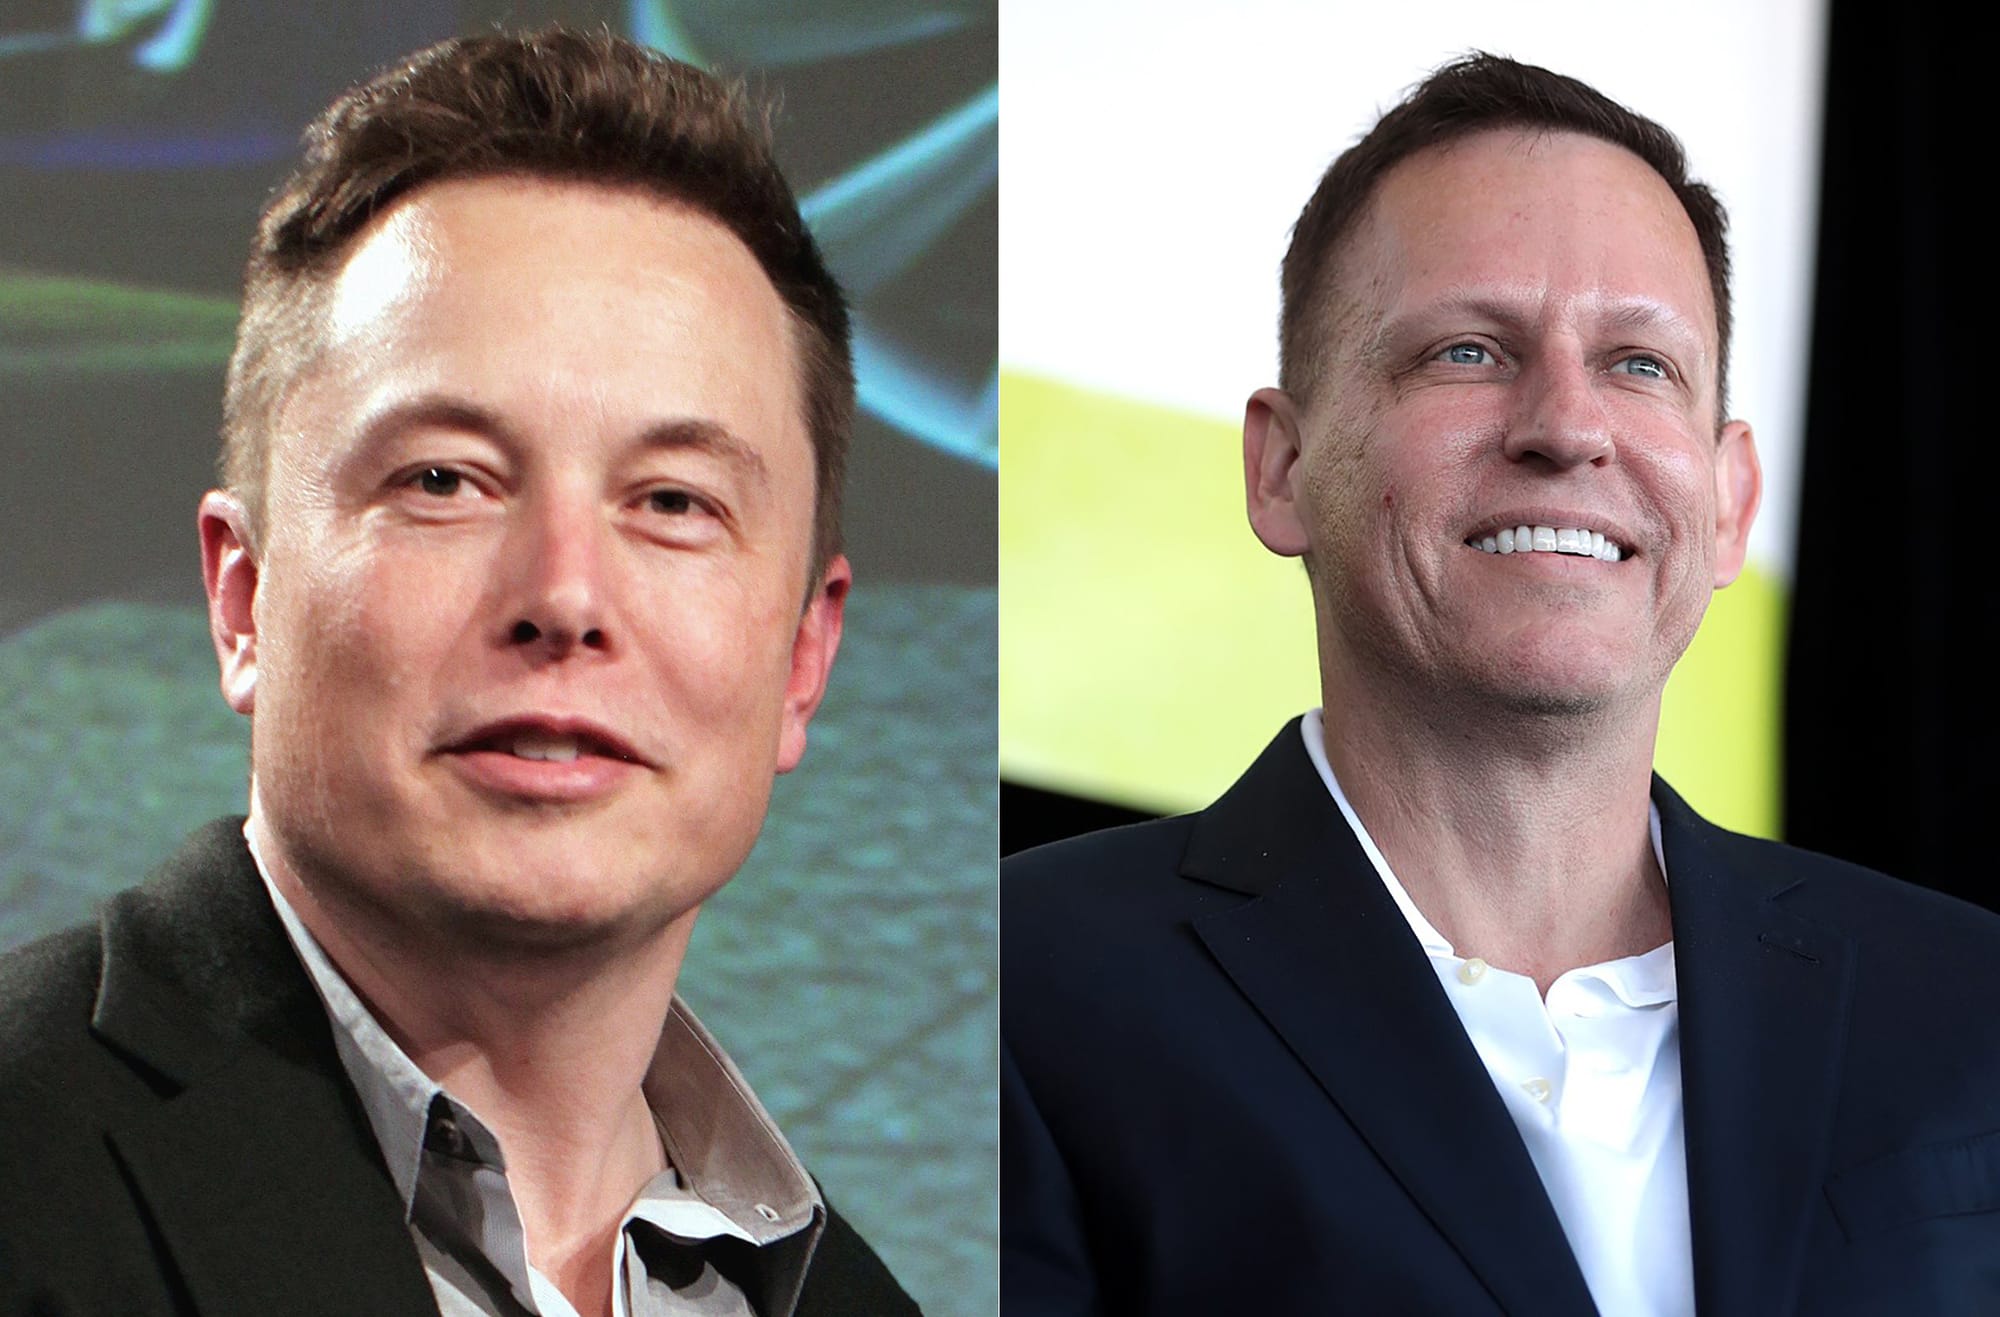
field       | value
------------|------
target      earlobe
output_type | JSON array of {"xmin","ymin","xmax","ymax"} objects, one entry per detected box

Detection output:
[
  {"xmin": 1244, "ymin": 387, "xmax": 1312, "ymax": 557},
  {"xmin": 1711, "ymin": 420, "xmax": 1762, "ymax": 588},
  {"xmin": 775, "ymin": 553, "xmax": 851, "ymax": 774},
  {"xmin": 199, "ymin": 490, "xmax": 261, "ymax": 715}
]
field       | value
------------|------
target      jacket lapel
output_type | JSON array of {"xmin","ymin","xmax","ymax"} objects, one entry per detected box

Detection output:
[
  {"xmin": 1184, "ymin": 724, "xmax": 1598, "ymax": 1317},
  {"xmin": 1657, "ymin": 782, "xmax": 1853, "ymax": 1317},
  {"xmin": 89, "ymin": 819, "xmax": 439, "ymax": 1317}
]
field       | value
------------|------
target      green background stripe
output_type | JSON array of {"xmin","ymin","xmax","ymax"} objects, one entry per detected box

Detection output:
[{"xmin": 0, "ymin": 269, "xmax": 237, "ymax": 373}]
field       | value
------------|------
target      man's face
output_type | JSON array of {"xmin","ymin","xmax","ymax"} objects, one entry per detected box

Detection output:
[
  {"xmin": 203, "ymin": 176, "xmax": 844, "ymax": 950},
  {"xmin": 1249, "ymin": 129, "xmax": 1758, "ymax": 716}
]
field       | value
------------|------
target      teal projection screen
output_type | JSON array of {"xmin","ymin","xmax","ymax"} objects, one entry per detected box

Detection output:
[{"xmin": 0, "ymin": 4, "xmax": 995, "ymax": 1312}]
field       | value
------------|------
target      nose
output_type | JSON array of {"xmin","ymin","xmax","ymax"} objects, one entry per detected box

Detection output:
[
  {"xmin": 502, "ymin": 491, "xmax": 611, "ymax": 660},
  {"xmin": 1501, "ymin": 350, "xmax": 1615, "ymax": 470}
]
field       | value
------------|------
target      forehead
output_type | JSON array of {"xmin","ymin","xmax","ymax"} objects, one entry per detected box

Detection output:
[
  {"xmin": 1325, "ymin": 129, "xmax": 1716, "ymax": 356},
  {"xmin": 287, "ymin": 175, "xmax": 803, "ymax": 469}
]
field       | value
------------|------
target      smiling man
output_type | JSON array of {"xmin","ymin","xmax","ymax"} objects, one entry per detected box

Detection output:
[
  {"xmin": 1003, "ymin": 55, "xmax": 2000, "ymax": 1316},
  {"xmin": 0, "ymin": 29, "xmax": 916, "ymax": 1317}
]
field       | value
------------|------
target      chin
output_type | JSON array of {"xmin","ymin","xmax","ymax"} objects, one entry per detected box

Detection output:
[
  {"xmin": 414, "ymin": 862, "xmax": 694, "ymax": 956},
  {"xmin": 378, "ymin": 820, "xmax": 691, "ymax": 944},
  {"xmin": 1447, "ymin": 654, "xmax": 1630, "ymax": 720},
  {"xmin": 1486, "ymin": 684, "xmax": 1616, "ymax": 719}
]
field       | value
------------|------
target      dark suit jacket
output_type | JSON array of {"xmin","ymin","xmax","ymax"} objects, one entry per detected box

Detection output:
[
  {"xmin": 1003, "ymin": 722, "xmax": 2000, "ymax": 1315},
  {"xmin": 0, "ymin": 818, "xmax": 918, "ymax": 1317}
]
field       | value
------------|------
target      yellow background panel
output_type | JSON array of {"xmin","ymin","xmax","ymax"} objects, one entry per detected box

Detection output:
[{"xmin": 1000, "ymin": 371, "xmax": 1784, "ymax": 838}]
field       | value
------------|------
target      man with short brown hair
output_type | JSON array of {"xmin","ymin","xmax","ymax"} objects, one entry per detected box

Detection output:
[
  {"xmin": 0, "ymin": 29, "xmax": 916, "ymax": 1317},
  {"xmin": 1003, "ymin": 54, "xmax": 2000, "ymax": 1315}
]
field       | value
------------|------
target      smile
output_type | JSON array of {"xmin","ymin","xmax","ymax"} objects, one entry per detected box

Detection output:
[{"xmin": 1465, "ymin": 524, "xmax": 1625, "ymax": 562}]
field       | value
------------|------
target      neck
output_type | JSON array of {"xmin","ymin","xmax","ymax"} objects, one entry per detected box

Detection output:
[
  {"xmin": 1319, "ymin": 657, "xmax": 1671, "ymax": 995},
  {"xmin": 248, "ymin": 810, "xmax": 683, "ymax": 1317}
]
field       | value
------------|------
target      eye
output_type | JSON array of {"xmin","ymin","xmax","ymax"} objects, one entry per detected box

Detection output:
[
  {"xmin": 1612, "ymin": 354, "xmax": 1669, "ymax": 379},
  {"xmin": 416, "ymin": 467, "xmax": 461, "ymax": 496},
  {"xmin": 1438, "ymin": 342, "xmax": 1495, "ymax": 366},
  {"xmin": 647, "ymin": 488, "xmax": 698, "ymax": 515}
]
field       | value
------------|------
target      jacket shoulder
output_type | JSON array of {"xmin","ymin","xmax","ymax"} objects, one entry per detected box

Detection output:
[
  {"xmin": 1003, "ymin": 814, "xmax": 1199, "ymax": 913},
  {"xmin": 795, "ymin": 1198, "xmax": 924, "ymax": 1316},
  {"xmin": 0, "ymin": 918, "xmax": 107, "ymax": 1093},
  {"xmin": 1705, "ymin": 824, "xmax": 2000, "ymax": 955}
]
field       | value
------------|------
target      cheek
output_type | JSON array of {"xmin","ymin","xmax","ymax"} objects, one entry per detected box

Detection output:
[
  {"xmin": 626, "ymin": 563, "xmax": 800, "ymax": 721},
  {"xmin": 1647, "ymin": 446, "xmax": 1722, "ymax": 555},
  {"xmin": 260, "ymin": 535, "xmax": 477, "ymax": 720}
]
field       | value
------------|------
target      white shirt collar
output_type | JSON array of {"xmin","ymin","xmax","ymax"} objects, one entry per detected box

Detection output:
[{"xmin": 1298, "ymin": 708, "xmax": 1675, "ymax": 1006}]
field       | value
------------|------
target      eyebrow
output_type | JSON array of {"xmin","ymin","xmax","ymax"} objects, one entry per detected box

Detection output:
[
  {"xmin": 634, "ymin": 417, "xmax": 769, "ymax": 484},
  {"xmin": 350, "ymin": 395, "xmax": 769, "ymax": 484}
]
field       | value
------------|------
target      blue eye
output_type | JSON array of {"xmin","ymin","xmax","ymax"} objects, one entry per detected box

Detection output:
[
  {"xmin": 1614, "ymin": 355, "xmax": 1668, "ymax": 379},
  {"xmin": 1440, "ymin": 343, "xmax": 1492, "ymax": 366}
]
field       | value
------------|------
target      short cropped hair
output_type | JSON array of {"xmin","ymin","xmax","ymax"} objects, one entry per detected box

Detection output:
[
  {"xmin": 1280, "ymin": 52, "xmax": 1733, "ymax": 419},
  {"xmin": 222, "ymin": 27, "xmax": 852, "ymax": 576}
]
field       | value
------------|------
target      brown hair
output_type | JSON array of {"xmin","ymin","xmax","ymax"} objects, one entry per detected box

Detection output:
[
  {"xmin": 1280, "ymin": 52, "xmax": 1733, "ymax": 418},
  {"xmin": 222, "ymin": 26, "xmax": 852, "ymax": 575}
]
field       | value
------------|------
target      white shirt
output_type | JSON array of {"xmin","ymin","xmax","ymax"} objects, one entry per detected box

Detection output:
[{"xmin": 1301, "ymin": 710, "xmax": 1694, "ymax": 1317}]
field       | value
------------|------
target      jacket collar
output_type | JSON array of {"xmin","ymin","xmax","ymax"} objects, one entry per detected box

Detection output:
[
  {"xmin": 88, "ymin": 818, "xmax": 440, "ymax": 1316},
  {"xmin": 1179, "ymin": 722, "xmax": 1599, "ymax": 1317},
  {"xmin": 1654, "ymin": 781, "xmax": 1854, "ymax": 1317},
  {"xmin": 1176, "ymin": 722, "xmax": 1854, "ymax": 1317}
]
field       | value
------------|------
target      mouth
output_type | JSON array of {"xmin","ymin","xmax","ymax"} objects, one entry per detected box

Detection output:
[
  {"xmin": 443, "ymin": 717, "xmax": 649, "ymax": 767},
  {"xmin": 1463, "ymin": 521, "xmax": 1629, "ymax": 563},
  {"xmin": 437, "ymin": 716, "xmax": 650, "ymax": 805}
]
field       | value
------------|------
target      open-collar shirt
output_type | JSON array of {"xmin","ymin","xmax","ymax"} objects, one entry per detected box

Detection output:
[
  {"xmin": 1300, "ymin": 710, "xmax": 1694, "ymax": 1317},
  {"xmin": 248, "ymin": 826, "xmax": 824, "ymax": 1317}
]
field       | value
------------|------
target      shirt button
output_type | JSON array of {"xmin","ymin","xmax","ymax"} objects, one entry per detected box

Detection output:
[
  {"xmin": 1457, "ymin": 957, "xmax": 1488, "ymax": 985},
  {"xmin": 426, "ymin": 1110, "xmax": 471, "ymax": 1158},
  {"xmin": 1522, "ymin": 1077, "xmax": 1553, "ymax": 1104}
]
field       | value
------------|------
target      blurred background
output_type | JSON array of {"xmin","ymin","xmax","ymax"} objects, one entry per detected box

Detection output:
[
  {"xmin": 0, "ymin": 2, "xmax": 995, "ymax": 1311},
  {"xmin": 998, "ymin": 0, "xmax": 1984, "ymax": 915}
]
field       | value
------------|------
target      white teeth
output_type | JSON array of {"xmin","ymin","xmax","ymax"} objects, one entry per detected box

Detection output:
[
  {"xmin": 511, "ymin": 734, "xmax": 581, "ymax": 762},
  {"xmin": 1469, "ymin": 524, "xmax": 1626, "ymax": 561}
]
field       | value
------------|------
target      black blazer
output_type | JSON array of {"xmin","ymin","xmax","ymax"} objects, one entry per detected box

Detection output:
[
  {"xmin": 1002, "ymin": 722, "xmax": 2000, "ymax": 1315},
  {"xmin": 0, "ymin": 818, "xmax": 918, "ymax": 1317}
]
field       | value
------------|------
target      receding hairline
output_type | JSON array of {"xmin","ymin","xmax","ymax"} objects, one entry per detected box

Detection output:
[
  {"xmin": 235, "ymin": 170, "xmax": 820, "ymax": 538},
  {"xmin": 219, "ymin": 29, "xmax": 853, "ymax": 580}
]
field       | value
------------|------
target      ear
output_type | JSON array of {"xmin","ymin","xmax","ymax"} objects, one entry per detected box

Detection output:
[
  {"xmin": 1710, "ymin": 420, "xmax": 1762, "ymax": 588},
  {"xmin": 199, "ymin": 490, "xmax": 261, "ymax": 715},
  {"xmin": 775, "ymin": 553, "xmax": 851, "ymax": 774},
  {"xmin": 1244, "ymin": 387, "xmax": 1312, "ymax": 557}
]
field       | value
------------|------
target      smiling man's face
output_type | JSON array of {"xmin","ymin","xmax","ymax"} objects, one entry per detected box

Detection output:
[
  {"xmin": 1252, "ymin": 128, "xmax": 1759, "ymax": 718},
  {"xmin": 202, "ymin": 175, "xmax": 846, "ymax": 952}
]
